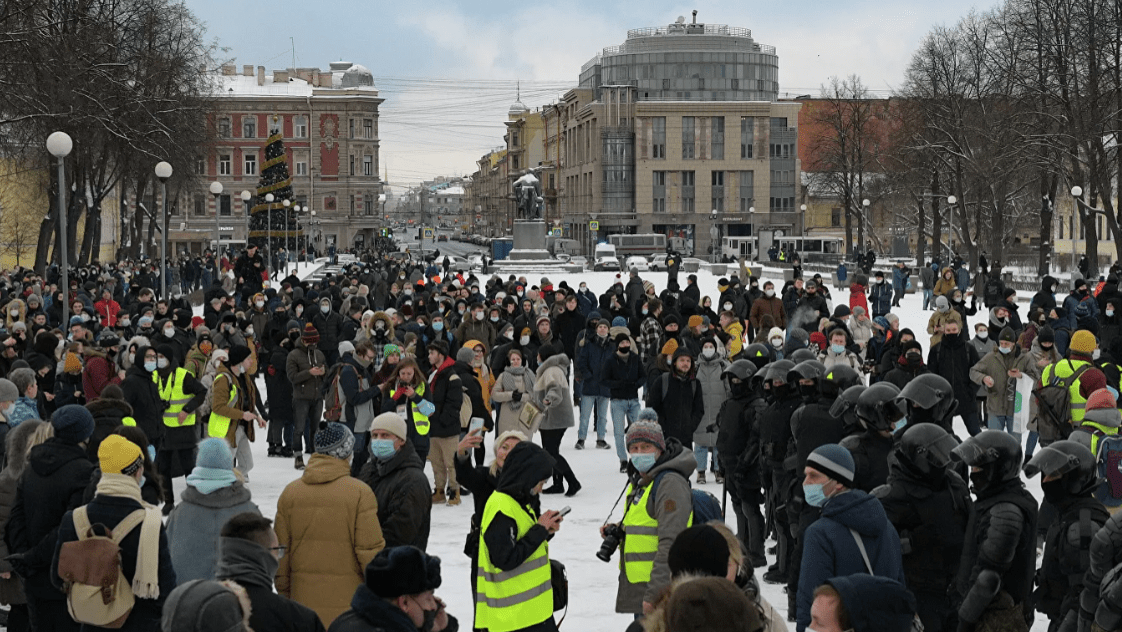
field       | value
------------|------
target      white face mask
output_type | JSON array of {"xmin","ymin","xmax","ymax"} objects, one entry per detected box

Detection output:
[
  {"xmin": 246, "ymin": 327, "xmax": 254, "ymax": 337},
  {"xmin": 474, "ymin": 311, "xmax": 484, "ymax": 321},
  {"xmin": 163, "ymin": 328, "xmax": 175, "ymax": 338},
  {"xmin": 764, "ymin": 289, "xmax": 775, "ymax": 297},
  {"xmin": 702, "ymin": 348, "xmax": 716, "ymax": 359},
  {"xmin": 520, "ymin": 335, "xmax": 531, "ymax": 345},
  {"xmin": 255, "ymin": 301, "xmax": 264, "ymax": 308},
  {"xmin": 321, "ymin": 305, "xmax": 330, "ymax": 314},
  {"xmin": 157, "ymin": 358, "xmax": 169, "ymax": 369},
  {"xmin": 977, "ymin": 330, "xmax": 988, "ymax": 339},
  {"xmin": 723, "ymin": 303, "xmax": 733, "ymax": 311},
  {"xmin": 771, "ymin": 337, "xmax": 783, "ymax": 348}
]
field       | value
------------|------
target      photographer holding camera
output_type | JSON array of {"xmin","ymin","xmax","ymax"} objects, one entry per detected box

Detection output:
[{"xmin": 599, "ymin": 414, "xmax": 695, "ymax": 618}]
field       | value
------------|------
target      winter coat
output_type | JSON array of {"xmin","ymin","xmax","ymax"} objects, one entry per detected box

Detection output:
[
  {"xmin": 868, "ymin": 281, "xmax": 893, "ymax": 317},
  {"xmin": 122, "ymin": 361, "xmax": 166, "ymax": 446},
  {"xmin": 82, "ymin": 347, "xmax": 121, "ymax": 402},
  {"xmin": 211, "ymin": 364, "xmax": 263, "ymax": 447},
  {"xmin": 603, "ymin": 349, "xmax": 643, "ymax": 401},
  {"xmin": 0, "ymin": 422, "xmax": 39, "ymax": 606},
  {"xmin": 850, "ymin": 317, "xmax": 874, "ymax": 358},
  {"xmin": 919, "ymin": 265, "xmax": 935, "ymax": 290},
  {"xmin": 969, "ymin": 347, "xmax": 1036, "ymax": 417},
  {"xmin": 52, "ymin": 490, "xmax": 178, "ymax": 632},
  {"xmin": 927, "ymin": 332, "xmax": 982, "ymax": 415},
  {"xmin": 276, "ymin": 454, "xmax": 385, "ymax": 627},
  {"xmin": 848, "ymin": 283, "xmax": 870, "ymax": 316},
  {"xmin": 427, "ymin": 356, "xmax": 465, "ymax": 438},
  {"xmin": 215, "ymin": 537, "xmax": 327, "ymax": 632},
  {"xmin": 882, "ymin": 354, "xmax": 930, "ymax": 390},
  {"xmin": 312, "ymin": 309, "xmax": 345, "ymax": 357},
  {"xmin": 933, "ymin": 268, "xmax": 957, "ymax": 297},
  {"xmin": 491, "ymin": 367, "xmax": 537, "ymax": 437},
  {"xmin": 1030, "ymin": 276, "xmax": 1059, "ymax": 314},
  {"xmin": 165, "ymin": 482, "xmax": 259, "ymax": 583},
  {"xmin": 615, "ymin": 440, "xmax": 697, "ymax": 613},
  {"xmin": 796, "ymin": 490, "xmax": 905, "ymax": 631},
  {"xmin": 338, "ymin": 354, "xmax": 379, "ymax": 432},
  {"xmin": 926, "ymin": 308, "xmax": 962, "ymax": 348},
  {"xmin": 750, "ymin": 295, "xmax": 786, "ymax": 331},
  {"xmin": 817, "ymin": 346, "xmax": 863, "ymax": 372},
  {"xmin": 6, "ymin": 438, "xmax": 95, "ymax": 600},
  {"xmin": 534, "ymin": 353, "xmax": 574, "ymax": 431},
  {"xmin": 287, "ymin": 338, "xmax": 327, "ymax": 401},
  {"xmin": 454, "ymin": 317, "xmax": 495, "ymax": 350},
  {"xmin": 329, "ymin": 583, "xmax": 460, "ymax": 632},
  {"xmin": 694, "ymin": 355, "xmax": 730, "ymax": 448},
  {"xmin": 358, "ymin": 441, "xmax": 431, "ymax": 550},
  {"xmin": 645, "ymin": 367, "xmax": 705, "ymax": 448},
  {"xmin": 576, "ymin": 331, "xmax": 613, "ymax": 397}
]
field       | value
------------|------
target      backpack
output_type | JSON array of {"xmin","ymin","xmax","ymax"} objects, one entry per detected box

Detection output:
[
  {"xmin": 1033, "ymin": 360, "xmax": 1091, "ymax": 441},
  {"xmin": 1093, "ymin": 432, "xmax": 1122, "ymax": 507},
  {"xmin": 321, "ymin": 363, "xmax": 349, "ymax": 422},
  {"xmin": 57, "ymin": 506, "xmax": 156, "ymax": 629},
  {"xmin": 649, "ymin": 470, "xmax": 723, "ymax": 524},
  {"xmin": 1074, "ymin": 295, "xmax": 1096, "ymax": 325},
  {"xmin": 448, "ymin": 373, "xmax": 473, "ymax": 430}
]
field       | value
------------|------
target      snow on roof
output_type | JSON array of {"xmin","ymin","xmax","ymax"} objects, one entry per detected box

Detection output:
[
  {"xmin": 214, "ymin": 70, "xmax": 377, "ymax": 98},
  {"xmin": 441, "ymin": 186, "xmax": 465, "ymax": 196}
]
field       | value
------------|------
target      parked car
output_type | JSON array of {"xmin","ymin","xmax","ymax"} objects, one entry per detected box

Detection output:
[
  {"xmin": 624, "ymin": 256, "xmax": 650, "ymax": 272},
  {"xmin": 437, "ymin": 234, "xmax": 449, "ymax": 242},
  {"xmin": 649, "ymin": 253, "xmax": 670, "ymax": 271},
  {"xmin": 594, "ymin": 256, "xmax": 621, "ymax": 272}
]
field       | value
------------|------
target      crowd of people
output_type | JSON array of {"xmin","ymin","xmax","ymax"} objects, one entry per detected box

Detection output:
[{"xmin": 1, "ymin": 243, "xmax": 1122, "ymax": 632}]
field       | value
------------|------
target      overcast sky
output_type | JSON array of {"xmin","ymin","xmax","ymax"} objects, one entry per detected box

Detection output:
[{"xmin": 190, "ymin": 0, "xmax": 1001, "ymax": 188}]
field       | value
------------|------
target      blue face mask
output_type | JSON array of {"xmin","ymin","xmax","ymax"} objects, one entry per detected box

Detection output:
[
  {"xmin": 998, "ymin": 346, "xmax": 1012, "ymax": 354},
  {"xmin": 830, "ymin": 344, "xmax": 845, "ymax": 355},
  {"xmin": 894, "ymin": 417, "xmax": 907, "ymax": 432},
  {"xmin": 138, "ymin": 475, "xmax": 146, "ymax": 488},
  {"xmin": 146, "ymin": 445, "xmax": 156, "ymax": 462},
  {"xmin": 433, "ymin": 321, "xmax": 444, "ymax": 331},
  {"xmin": 143, "ymin": 360, "xmax": 157, "ymax": 372},
  {"xmin": 629, "ymin": 453, "xmax": 658, "ymax": 473},
  {"xmin": 370, "ymin": 439, "xmax": 397, "ymax": 460},
  {"xmin": 804, "ymin": 483, "xmax": 827, "ymax": 507}
]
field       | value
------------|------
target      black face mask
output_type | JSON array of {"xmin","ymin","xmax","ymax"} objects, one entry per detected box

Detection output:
[
  {"xmin": 1041, "ymin": 478, "xmax": 1068, "ymax": 505},
  {"xmin": 968, "ymin": 469, "xmax": 990, "ymax": 492},
  {"xmin": 618, "ymin": 347, "xmax": 630, "ymax": 356}
]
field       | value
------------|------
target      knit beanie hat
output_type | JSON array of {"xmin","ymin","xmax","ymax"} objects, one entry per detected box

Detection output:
[
  {"xmin": 664, "ymin": 576, "xmax": 761, "ymax": 632},
  {"xmin": 384, "ymin": 343, "xmax": 402, "ymax": 357},
  {"xmin": 370, "ymin": 412, "xmax": 408, "ymax": 441},
  {"xmin": 98, "ymin": 434, "xmax": 143, "ymax": 475},
  {"xmin": 826, "ymin": 575, "xmax": 917, "ymax": 632},
  {"xmin": 668, "ymin": 525, "xmax": 731, "ymax": 578},
  {"xmin": 614, "ymin": 332, "xmax": 631, "ymax": 345},
  {"xmin": 161, "ymin": 579, "xmax": 250, "ymax": 632},
  {"xmin": 363, "ymin": 546, "xmax": 442, "ymax": 599},
  {"xmin": 1071, "ymin": 330, "xmax": 1097, "ymax": 356},
  {"xmin": 1038, "ymin": 326, "xmax": 1055, "ymax": 344},
  {"xmin": 227, "ymin": 345, "xmax": 251, "ymax": 367},
  {"xmin": 51, "ymin": 404, "xmax": 95, "ymax": 445},
  {"xmin": 1079, "ymin": 368, "xmax": 1107, "ymax": 399},
  {"xmin": 338, "ymin": 340, "xmax": 355, "ymax": 357},
  {"xmin": 1086, "ymin": 388, "xmax": 1118, "ymax": 413},
  {"xmin": 314, "ymin": 421, "xmax": 355, "ymax": 459},
  {"xmin": 612, "ymin": 316, "xmax": 628, "ymax": 328},
  {"xmin": 687, "ymin": 315, "xmax": 703, "ymax": 329},
  {"xmin": 809, "ymin": 331, "xmax": 827, "ymax": 351},
  {"xmin": 302, "ymin": 323, "xmax": 320, "ymax": 345},
  {"xmin": 0, "ymin": 379, "xmax": 17, "ymax": 403},
  {"xmin": 626, "ymin": 420, "xmax": 666, "ymax": 452},
  {"xmin": 455, "ymin": 347, "xmax": 474, "ymax": 364},
  {"xmin": 806, "ymin": 443, "xmax": 856, "ymax": 488},
  {"xmin": 63, "ymin": 351, "xmax": 83, "ymax": 374},
  {"xmin": 998, "ymin": 327, "xmax": 1017, "ymax": 344},
  {"xmin": 661, "ymin": 338, "xmax": 679, "ymax": 356},
  {"xmin": 1084, "ymin": 388, "xmax": 1122, "ymax": 430},
  {"xmin": 638, "ymin": 407, "xmax": 659, "ymax": 423},
  {"xmin": 833, "ymin": 304, "xmax": 851, "ymax": 318},
  {"xmin": 196, "ymin": 437, "xmax": 234, "ymax": 470},
  {"xmin": 428, "ymin": 340, "xmax": 449, "ymax": 359}
]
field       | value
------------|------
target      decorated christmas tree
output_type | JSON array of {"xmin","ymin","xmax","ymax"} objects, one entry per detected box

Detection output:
[{"xmin": 249, "ymin": 117, "xmax": 297, "ymax": 253}]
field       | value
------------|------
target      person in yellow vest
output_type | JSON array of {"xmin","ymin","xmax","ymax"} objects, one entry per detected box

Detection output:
[
  {"xmin": 210, "ymin": 345, "xmax": 267, "ymax": 479},
  {"xmin": 1040, "ymin": 329, "xmax": 1097, "ymax": 427},
  {"xmin": 152, "ymin": 344, "xmax": 208, "ymax": 515},
  {"xmin": 601, "ymin": 416, "xmax": 696, "ymax": 618},
  {"xmin": 476, "ymin": 441, "xmax": 563, "ymax": 632},
  {"xmin": 381, "ymin": 357, "xmax": 434, "ymax": 463},
  {"xmin": 1073, "ymin": 388, "xmax": 1120, "ymax": 455}
]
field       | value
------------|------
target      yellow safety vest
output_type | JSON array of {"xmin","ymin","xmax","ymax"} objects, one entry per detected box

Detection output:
[
  {"xmin": 154, "ymin": 367, "xmax": 196, "ymax": 427},
  {"xmin": 475, "ymin": 492, "xmax": 553, "ymax": 632},
  {"xmin": 620, "ymin": 479, "xmax": 693, "ymax": 584},
  {"xmin": 1080, "ymin": 421, "xmax": 1118, "ymax": 456},
  {"xmin": 1042, "ymin": 359, "xmax": 1092, "ymax": 423},
  {"xmin": 390, "ymin": 383, "xmax": 430, "ymax": 436},
  {"xmin": 207, "ymin": 373, "xmax": 238, "ymax": 439}
]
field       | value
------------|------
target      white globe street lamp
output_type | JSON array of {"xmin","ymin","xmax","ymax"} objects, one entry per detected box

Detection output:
[
  {"xmin": 46, "ymin": 132, "xmax": 73, "ymax": 327},
  {"xmin": 155, "ymin": 162, "xmax": 173, "ymax": 298}
]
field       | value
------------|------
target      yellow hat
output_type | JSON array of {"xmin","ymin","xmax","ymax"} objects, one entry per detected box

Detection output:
[
  {"xmin": 661, "ymin": 338, "xmax": 679, "ymax": 356},
  {"xmin": 1071, "ymin": 330, "xmax": 1097, "ymax": 356},
  {"xmin": 687, "ymin": 315, "xmax": 703, "ymax": 329},
  {"xmin": 98, "ymin": 435, "xmax": 143, "ymax": 476},
  {"xmin": 64, "ymin": 352, "xmax": 82, "ymax": 375}
]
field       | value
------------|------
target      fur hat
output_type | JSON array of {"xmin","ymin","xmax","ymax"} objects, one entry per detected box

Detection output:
[{"xmin": 363, "ymin": 546, "xmax": 443, "ymax": 599}]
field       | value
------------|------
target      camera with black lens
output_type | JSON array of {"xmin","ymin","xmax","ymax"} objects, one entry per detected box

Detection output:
[{"xmin": 597, "ymin": 524, "xmax": 626, "ymax": 562}]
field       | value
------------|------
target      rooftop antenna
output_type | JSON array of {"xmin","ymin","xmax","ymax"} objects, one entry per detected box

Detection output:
[{"xmin": 692, "ymin": 10, "xmax": 698, "ymax": 24}]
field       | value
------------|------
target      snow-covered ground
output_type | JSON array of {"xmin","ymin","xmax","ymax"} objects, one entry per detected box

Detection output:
[{"xmin": 185, "ymin": 266, "xmax": 1047, "ymax": 631}]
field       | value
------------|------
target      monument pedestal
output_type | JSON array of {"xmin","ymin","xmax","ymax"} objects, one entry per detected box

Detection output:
[{"xmin": 510, "ymin": 220, "xmax": 550, "ymax": 260}]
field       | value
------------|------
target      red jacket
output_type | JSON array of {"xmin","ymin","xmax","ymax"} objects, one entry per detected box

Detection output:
[
  {"xmin": 94, "ymin": 298, "xmax": 121, "ymax": 327},
  {"xmin": 849, "ymin": 283, "xmax": 869, "ymax": 315},
  {"xmin": 83, "ymin": 350, "xmax": 122, "ymax": 402}
]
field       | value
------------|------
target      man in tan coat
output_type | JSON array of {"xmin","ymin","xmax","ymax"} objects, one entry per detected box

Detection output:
[{"xmin": 276, "ymin": 421, "xmax": 385, "ymax": 627}]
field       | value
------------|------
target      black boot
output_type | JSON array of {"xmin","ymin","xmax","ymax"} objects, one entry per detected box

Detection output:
[{"xmin": 542, "ymin": 474, "xmax": 565, "ymax": 495}]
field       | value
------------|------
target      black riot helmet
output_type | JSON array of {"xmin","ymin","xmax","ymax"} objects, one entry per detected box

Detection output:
[
  {"xmin": 724, "ymin": 360, "xmax": 756, "ymax": 396},
  {"xmin": 764, "ymin": 360, "xmax": 796, "ymax": 385},
  {"xmin": 742, "ymin": 343, "xmax": 774, "ymax": 370},
  {"xmin": 788, "ymin": 348, "xmax": 818, "ymax": 364},
  {"xmin": 1024, "ymin": 440, "xmax": 1098, "ymax": 497},
  {"xmin": 855, "ymin": 382, "xmax": 904, "ymax": 432},
  {"xmin": 951, "ymin": 429, "xmax": 1023, "ymax": 493},
  {"xmin": 830, "ymin": 385, "xmax": 867, "ymax": 432},
  {"xmin": 897, "ymin": 424, "xmax": 959, "ymax": 478},
  {"xmin": 898, "ymin": 374, "xmax": 958, "ymax": 431},
  {"xmin": 820, "ymin": 365, "xmax": 861, "ymax": 399},
  {"xmin": 788, "ymin": 360, "xmax": 826, "ymax": 398}
]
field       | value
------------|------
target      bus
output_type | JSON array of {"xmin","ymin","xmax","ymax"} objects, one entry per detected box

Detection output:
[
  {"xmin": 721, "ymin": 235, "xmax": 844, "ymax": 261},
  {"xmin": 608, "ymin": 233, "xmax": 668, "ymax": 257}
]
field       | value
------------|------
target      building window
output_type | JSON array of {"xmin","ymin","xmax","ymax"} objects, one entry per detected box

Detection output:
[
  {"xmin": 741, "ymin": 118, "xmax": 754, "ymax": 158},
  {"xmin": 349, "ymin": 119, "xmax": 355, "ymax": 139},
  {"xmin": 219, "ymin": 194, "xmax": 231, "ymax": 216},
  {"xmin": 770, "ymin": 143, "xmax": 794, "ymax": 159},
  {"xmin": 711, "ymin": 171, "xmax": 725, "ymax": 213},
  {"xmin": 365, "ymin": 193, "xmax": 375, "ymax": 216},
  {"xmin": 512, "ymin": 155, "xmax": 519, "ymax": 171},
  {"xmin": 711, "ymin": 117, "xmax": 725, "ymax": 160},
  {"xmin": 682, "ymin": 170, "xmax": 695, "ymax": 213},
  {"xmin": 193, "ymin": 195, "xmax": 205, "ymax": 216},
  {"xmin": 218, "ymin": 154, "xmax": 231, "ymax": 176},
  {"xmin": 217, "ymin": 118, "xmax": 231, "ymax": 138},
  {"xmin": 349, "ymin": 155, "xmax": 355, "ymax": 176},
  {"xmin": 363, "ymin": 119, "xmax": 373, "ymax": 140},
  {"xmin": 652, "ymin": 117, "xmax": 666, "ymax": 159},
  {"xmin": 739, "ymin": 171, "xmax": 754, "ymax": 212},
  {"xmin": 770, "ymin": 196, "xmax": 795, "ymax": 211},
  {"xmin": 294, "ymin": 116, "xmax": 308, "ymax": 138},
  {"xmin": 770, "ymin": 117, "xmax": 789, "ymax": 130},
  {"xmin": 244, "ymin": 153, "xmax": 257, "ymax": 176},
  {"xmin": 363, "ymin": 155, "xmax": 373, "ymax": 176},
  {"xmin": 831, "ymin": 207, "xmax": 842, "ymax": 227},
  {"xmin": 512, "ymin": 131, "xmax": 520, "ymax": 147},
  {"xmin": 653, "ymin": 171, "xmax": 666, "ymax": 213},
  {"xmin": 242, "ymin": 117, "xmax": 256, "ymax": 139},
  {"xmin": 771, "ymin": 169, "xmax": 793, "ymax": 185},
  {"xmin": 195, "ymin": 156, "xmax": 205, "ymax": 176},
  {"xmin": 168, "ymin": 196, "xmax": 179, "ymax": 215},
  {"xmin": 682, "ymin": 117, "xmax": 695, "ymax": 159},
  {"xmin": 295, "ymin": 160, "xmax": 308, "ymax": 176}
]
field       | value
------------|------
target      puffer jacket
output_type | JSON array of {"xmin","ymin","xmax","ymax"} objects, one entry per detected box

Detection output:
[
  {"xmin": 693, "ymin": 354, "xmax": 729, "ymax": 448},
  {"xmin": 286, "ymin": 338, "xmax": 327, "ymax": 401},
  {"xmin": 358, "ymin": 441, "xmax": 431, "ymax": 550},
  {"xmin": 933, "ymin": 267, "xmax": 957, "ymax": 297},
  {"xmin": 311, "ymin": 308, "xmax": 345, "ymax": 357},
  {"xmin": 796, "ymin": 490, "xmax": 905, "ymax": 631},
  {"xmin": 276, "ymin": 454, "xmax": 385, "ymax": 627},
  {"xmin": 165, "ymin": 482, "xmax": 259, "ymax": 583},
  {"xmin": 534, "ymin": 353, "xmax": 574, "ymax": 430}
]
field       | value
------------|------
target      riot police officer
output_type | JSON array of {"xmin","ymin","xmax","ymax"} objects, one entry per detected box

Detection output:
[{"xmin": 840, "ymin": 382, "xmax": 903, "ymax": 491}]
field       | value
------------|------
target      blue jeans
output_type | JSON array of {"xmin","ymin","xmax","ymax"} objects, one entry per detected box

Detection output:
[
  {"xmin": 988, "ymin": 414, "xmax": 1021, "ymax": 443},
  {"xmin": 694, "ymin": 445, "xmax": 719, "ymax": 472},
  {"xmin": 1025, "ymin": 430, "xmax": 1039, "ymax": 457},
  {"xmin": 610, "ymin": 398, "xmax": 641, "ymax": 460},
  {"xmin": 922, "ymin": 288, "xmax": 933, "ymax": 310},
  {"xmin": 579, "ymin": 395, "xmax": 609, "ymax": 441}
]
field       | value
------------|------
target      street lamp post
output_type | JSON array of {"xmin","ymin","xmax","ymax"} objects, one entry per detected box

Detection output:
[
  {"xmin": 283, "ymin": 199, "xmax": 291, "ymax": 267},
  {"xmin": 264, "ymin": 193, "xmax": 275, "ymax": 277},
  {"xmin": 155, "ymin": 162, "xmax": 173, "ymax": 299},
  {"xmin": 709, "ymin": 209, "xmax": 719, "ymax": 263},
  {"xmin": 46, "ymin": 131, "xmax": 72, "ymax": 328},
  {"xmin": 241, "ymin": 190, "xmax": 252, "ymax": 247},
  {"xmin": 209, "ymin": 181, "xmax": 223, "ymax": 260},
  {"xmin": 946, "ymin": 196, "xmax": 957, "ymax": 262},
  {"xmin": 861, "ymin": 198, "xmax": 871, "ymax": 252},
  {"xmin": 1072, "ymin": 186, "xmax": 1085, "ymax": 273}
]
